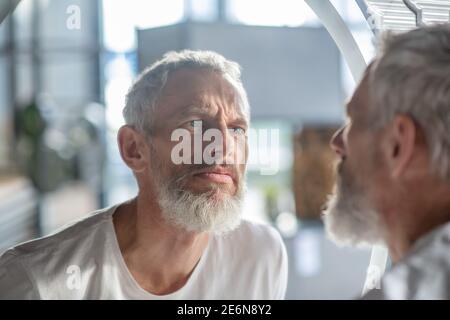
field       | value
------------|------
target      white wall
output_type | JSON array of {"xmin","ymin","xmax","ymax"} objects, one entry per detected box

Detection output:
[{"xmin": 138, "ymin": 22, "xmax": 345, "ymax": 124}]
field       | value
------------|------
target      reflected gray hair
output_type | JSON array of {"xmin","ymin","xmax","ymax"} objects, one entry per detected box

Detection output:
[
  {"xmin": 123, "ymin": 50, "xmax": 250, "ymax": 134},
  {"xmin": 369, "ymin": 24, "xmax": 450, "ymax": 179}
]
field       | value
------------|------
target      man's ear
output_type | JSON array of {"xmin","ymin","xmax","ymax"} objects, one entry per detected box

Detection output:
[
  {"xmin": 117, "ymin": 125, "xmax": 149, "ymax": 172},
  {"xmin": 383, "ymin": 114, "xmax": 417, "ymax": 179}
]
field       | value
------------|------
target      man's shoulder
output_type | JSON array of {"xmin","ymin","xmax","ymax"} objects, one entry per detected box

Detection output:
[
  {"xmin": 403, "ymin": 221, "xmax": 450, "ymax": 274},
  {"xmin": 0, "ymin": 249, "xmax": 40, "ymax": 299},
  {"xmin": 0, "ymin": 205, "xmax": 116, "ymax": 299},
  {"xmin": 0, "ymin": 205, "xmax": 114, "ymax": 268},
  {"xmin": 380, "ymin": 222, "xmax": 450, "ymax": 299}
]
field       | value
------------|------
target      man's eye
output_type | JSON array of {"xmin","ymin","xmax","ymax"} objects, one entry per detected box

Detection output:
[{"xmin": 229, "ymin": 127, "xmax": 246, "ymax": 135}]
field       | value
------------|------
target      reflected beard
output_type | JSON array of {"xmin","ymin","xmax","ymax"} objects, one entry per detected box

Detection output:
[
  {"xmin": 150, "ymin": 157, "xmax": 245, "ymax": 235},
  {"xmin": 322, "ymin": 162, "xmax": 385, "ymax": 247}
]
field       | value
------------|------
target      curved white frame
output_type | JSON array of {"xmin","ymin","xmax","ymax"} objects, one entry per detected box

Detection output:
[{"xmin": 304, "ymin": 0, "xmax": 389, "ymax": 296}]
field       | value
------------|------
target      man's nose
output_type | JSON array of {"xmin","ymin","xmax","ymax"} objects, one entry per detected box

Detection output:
[
  {"xmin": 330, "ymin": 127, "xmax": 345, "ymax": 157},
  {"xmin": 210, "ymin": 125, "xmax": 235, "ymax": 164}
]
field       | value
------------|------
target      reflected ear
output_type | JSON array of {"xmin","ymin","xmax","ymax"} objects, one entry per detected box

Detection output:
[
  {"xmin": 117, "ymin": 125, "xmax": 149, "ymax": 172},
  {"xmin": 384, "ymin": 114, "xmax": 417, "ymax": 179}
]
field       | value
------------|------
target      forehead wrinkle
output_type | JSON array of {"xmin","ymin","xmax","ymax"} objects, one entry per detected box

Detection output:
[
  {"xmin": 177, "ymin": 103, "xmax": 215, "ymax": 120},
  {"xmin": 161, "ymin": 70, "xmax": 247, "ymax": 123},
  {"xmin": 198, "ymin": 88, "xmax": 245, "ymax": 121},
  {"xmin": 176, "ymin": 100, "xmax": 247, "ymax": 127}
]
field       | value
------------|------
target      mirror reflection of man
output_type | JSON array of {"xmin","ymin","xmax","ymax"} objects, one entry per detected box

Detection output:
[
  {"xmin": 0, "ymin": 51, "xmax": 288, "ymax": 299},
  {"xmin": 324, "ymin": 25, "xmax": 450, "ymax": 299}
]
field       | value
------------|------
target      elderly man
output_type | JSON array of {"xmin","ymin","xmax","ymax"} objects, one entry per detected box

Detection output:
[
  {"xmin": 0, "ymin": 50, "xmax": 288, "ymax": 299},
  {"xmin": 324, "ymin": 25, "xmax": 450, "ymax": 299}
]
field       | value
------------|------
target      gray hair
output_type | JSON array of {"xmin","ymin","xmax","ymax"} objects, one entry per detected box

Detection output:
[
  {"xmin": 369, "ymin": 24, "xmax": 450, "ymax": 179},
  {"xmin": 123, "ymin": 50, "xmax": 250, "ymax": 134}
]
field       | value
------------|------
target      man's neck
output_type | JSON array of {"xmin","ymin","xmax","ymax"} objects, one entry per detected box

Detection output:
[
  {"xmin": 385, "ymin": 192, "xmax": 450, "ymax": 264},
  {"xmin": 113, "ymin": 194, "xmax": 210, "ymax": 295}
]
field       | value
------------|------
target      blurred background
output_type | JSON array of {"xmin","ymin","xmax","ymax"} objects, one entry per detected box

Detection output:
[{"xmin": 0, "ymin": 0, "xmax": 380, "ymax": 299}]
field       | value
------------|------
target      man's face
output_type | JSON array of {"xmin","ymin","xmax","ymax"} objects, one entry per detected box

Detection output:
[
  {"xmin": 145, "ymin": 68, "xmax": 248, "ymax": 233},
  {"xmin": 323, "ymin": 69, "xmax": 386, "ymax": 246}
]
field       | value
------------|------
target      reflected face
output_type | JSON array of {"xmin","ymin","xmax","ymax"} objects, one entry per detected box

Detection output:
[
  {"xmin": 146, "ymin": 68, "xmax": 249, "ymax": 233},
  {"xmin": 323, "ymin": 68, "xmax": 385, "ymax": 246}
]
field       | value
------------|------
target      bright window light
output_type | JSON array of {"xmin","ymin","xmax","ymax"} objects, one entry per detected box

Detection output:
[
  {"xmin": 104, "ymin": 56, "xmax": 133, "ymax": 131},
  {"xmin": 133, "ymin": 0, "xmax": 185, "ymax": 29},
  {"xmin": 186, "ymin": 0, "xmax": 218, "ymax": 21},
  {"xmin": 227, "ymin": 0, "xmax": 319, "ymax": 27},
  {"xmin": 102, "ymin": 0, "xmax": 185, "ymax": 52}
]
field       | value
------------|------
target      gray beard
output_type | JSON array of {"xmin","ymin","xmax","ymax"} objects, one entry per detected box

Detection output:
[
  {"xmin": 322, "ymin": 171, "xmax": 385, "ymax": 247},
  {"xmin": 156, "ymin": 182, "xmax": 245, "ymax": 234},
  {"xmin": 149, "ymin": 146, "xmax": 245, "ymax": 234}
]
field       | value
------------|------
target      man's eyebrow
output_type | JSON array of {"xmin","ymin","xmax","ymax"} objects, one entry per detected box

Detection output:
[
  {"xmin": 175, "ymin": 103, "xmax": 248, "ymax": 127},
  {"xmin": 230, "ymin": 116, "xmax": 249, "ymax": 128},
  {"xmin": 176, "ymin": 105, "xmax": 210, "ymax": 119}
]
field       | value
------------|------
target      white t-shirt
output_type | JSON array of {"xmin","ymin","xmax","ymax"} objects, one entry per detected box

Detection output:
[
  {"xmin": 0, "ymin": 204, "xmax": 288, "ymax": 300},
  {"xmin": 363, "ymin": 221, "xmax": 450, "ymax": 300}
]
